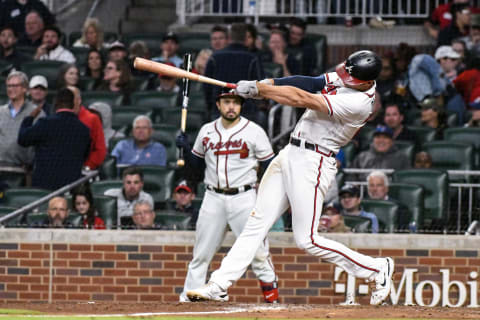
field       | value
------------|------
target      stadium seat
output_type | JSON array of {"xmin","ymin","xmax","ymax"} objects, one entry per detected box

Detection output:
[
  {"xmin": 110, "ymin": 106, "xmax": 153, "ymax": 131},
  {"xmin": 150, "ymin": 125, "xmax": 178, "ymax": 165},
  {"xmin": 361, "ymin": 199, "xmax": 399, "ymax": 233},
  {"xmin": 177, "ymin": 32, "xmax": 210, "ymax": 56},
  {"xmin": 93, "ymin": 195, "xmax": 118, "ymax": 229},
  {"xmin": 0, "ymin": 61, "xmax": 12, "ymax": 75},
  {"xmin": 263, "ymin": 62, "xmax": 283, "ymax": 79},
  {"xmin": 78, "ymin": 76, "xmax": 96, "ymax": 91},
  {"xmin": 154, "ymin": 210, "xmax": 191, "ymax": 230},
  {"xmin": 131, "ymin": 91, "xmax": 177, "ymax": 109},
  {"xmin": 160, "ymin": 107, "xmax": 204, "ymax": 136},
  {"xmin": 388, "ymin": 183, "xmax": 424, "ymax": 231},
  {"xmin": 444, "ymin": 127, "xmax": 480, "ymax": 169},
  {"xmin": 24, "ymin": 211, "xmax": 49, "ymax": 226},
  {"xmin": 82, "ymin": 91, "xmax": 123, "ymax": 107},
  {"xmin": 91, "ymin": 180, "xmax": 123, "ymax": 196},
  {"xmin": 406, "ymin": 126, "xmax": 437, "ymax": 150},
  {"xmin": 0, "ymin": 206, "xmax": 23, "ymax": 227},
  {"xmin": 0, "ymin": 76, "xmax": 5, "ymax": 92},
  {"xmin": 0, "ymin": 93, "xmax": 8, "ymax": 105},
  {"xmin": 446, "ymin": 111, "xmax": 458, "ymax": 127},
  {"xmin": 196, "ymin": 181, "xmax": 206, "ymax": 199},
  {"xmin": 2, "ymin": 188, "xmax": 51, "ymax": 211},
  {"xmin": 0, "ymin": 170, "xmax": 26, "ymax": 188},
  {"xmin": 21, "ymin": 60, "xmax": 66, "ymax": 90},
  {"xmin": 122, "ymin": 32, "xmax": 163, "ymax": 54},
  {"xmin": 343, "ymin": 215, "xmax": 371, "ymax": 233},
  {"xmin": 335, "ymin": 170, "xmax": 345, "ymax": 190},
  {"xmin": 131, "ymin": 77, "xmax": 150, "ymax": 91},
  {"xmin": 342, "ymin": 142, "xmax": 357, "ymax": 168},
  {"xmin": 392, "ymin": 169, "xmax": 449, "ymax": 231},
  {"xmin": 70, "ymin": 47, "xmax": 89, "ymax": 68},
  {"xmin": 98, "ymin": 156, "xmax": 117, "ymax": 180},
  {"xmin": 394, "ymin": 141, "xmax": 415, "ymax": 165},
  {"xmin": 138, "ymin": 166, "xmax": 175, "ymax": 205},
  {"xmin": 356, "ymin": 125, "xmax": 375, "ymax": 151},
  {"xmin": 304, "ymin": 34, "xmax": 327, "ymax": 73}
]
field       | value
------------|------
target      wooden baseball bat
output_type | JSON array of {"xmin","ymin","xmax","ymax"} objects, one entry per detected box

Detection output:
[
  {"xmin": 134, "ymin": 57, "xmax": 237, "ymax": 89},
  {"xmin": 177, "ymin": 53, "xmax": 192, "ymax": 167}
]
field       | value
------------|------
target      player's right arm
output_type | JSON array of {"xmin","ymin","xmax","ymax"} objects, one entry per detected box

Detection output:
[{"xmin": 269, "ymin": 75, "xmax": 326, "ymax": 93}]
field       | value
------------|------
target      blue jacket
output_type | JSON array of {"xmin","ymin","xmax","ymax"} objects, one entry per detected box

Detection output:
[{"xmin": 18, "ymin": 111, "xmax": 91, "ymax": 190}]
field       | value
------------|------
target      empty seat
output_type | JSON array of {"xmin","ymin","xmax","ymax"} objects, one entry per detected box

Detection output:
[
  {"xmin": 343, "ymin": 215, "xmax": 371, "ymax": 233},
  {"xmin": 263, "ymin": 62, "xmax": 283, "ymax": 79},
  {"xmin": 394, "ymin": 141, "xmax": 415, "ymax": 165},
  {"xmin": 392, "ymin": 169, "xmax": 449, "ymax": 231},
  {"xmin": 161, "ymin": 107, "xmax": 204, "ymax": 135},
  {"xmin": 93, "ymin": 195, "xmax": 118, "ymax": 229},
  {"xmin": 3, "ymin": 188, "xmax": 51, "ymax": 210},
  {"xmin": 78, "ymin": 76, "xmax": 96, "ymax": 91},
  {"xmin": 98, "ymin": 156, "xmax": 117, "ymax": 180},
  {"xmin": 356, "ymin": 125, "xmax": 375, "ymax": 151},
  {"xmin": 70, "ymin": 47, "xmax": 90, "ymax": 68},
  {"xmin": 444, "ymin": 127, "xmax": 480, "ymax": 168},
  {"xmin": 406, "ymin": 126, "xmax": 437, "ymax": 150},
  {"xmin": 155, "ymin": 210, "xmax": 191, "ymax": 230},
  {"xmin": 90, "ymin": 180, "xmax": 123, "ymax": 195},
  {"xmin": 131, "ymin": 91, "xmax": 177, "ymax": 109},
  {"xmin": 388, "ymin": 183, "xmax": 424, "ymax": 231},
  {"xmin": 177, "ymin": 33, "xmax": 210, "ymax": 56},
  {"xmin": 361, "ymin": 199, "xmax": 399, "ymax": 233},
  {"xmin": 82, "ymin": 91, "xmax": 123, "ymax": 107},
  {"xmin": 0, "ymin": 93, "xmax": 8, "ymax": 105},
  {"xmin": 139, "ymin": 166, "xmax": 175, "ymax": 205},
  {"xmin": 21, "ymin": 61, "xmax": 66, "ymax": 89}
]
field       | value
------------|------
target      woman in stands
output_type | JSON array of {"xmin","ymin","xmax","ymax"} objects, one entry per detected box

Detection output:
[
  {"xmin": 97, "ymin": 59, "xmax": 133, "ymax": 105},
  {"xmin": 72, "ymin": 184, "xmax": 106, "ymax": 230},
  {"xmin": 56, "ymin": 63, "xmax": 80, "ymax": 89},
  {"xmin": 83, "ymin": 49, "xmax": 105, "ymax": 90},
  {"xmin": 73, "ymin": 17, "xmax": 106, "ymax": 50}
]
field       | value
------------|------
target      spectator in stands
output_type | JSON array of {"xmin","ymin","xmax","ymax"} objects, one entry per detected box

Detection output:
[
  {"xmin": 131, "ymin": 200, "xmax": 158, "ymax": 230},
  {"xmin": 393, "ymin": 43, "xmax": 416, "ymax": 86},
  {"xmin": 351, "ymin": 125, "xmax": 411, "ymax": 181},
  {"xmin": 104, "ymin": 166, "xmax": 154, "ymax": 224},
  {"xmin": 17, "ymin": 87, "xmax": 91, "ymax": 190},
  {"xmin": 107, "ymin": 40, "xmax": 128, "ymax": 62},
  {"xmin": 366, "ymin": 170, "xmax": 389, "ymax": 200},
  {"xmin": 169, "ymin": 180, "xmax": 199, "ymax": 230},
  {"xmin": 424, "ymin": 0, "xmax": 470, "ymax": 40},
  {"xmin": 111, "ymin": 115, "xmax": 166, "ymax": 166},
  {"xmin": 82, "ymin": 48, "xmax": 104, "ymax": 90},
  {"xmin": 418, "ymin": 96, "xmax": 448, "ymax": 139},
  {"xmin": 71, "ymin": 184, "xmax": 105, "ymax": 229},
  {"xmin": 414, "ymin": 151, "xmax": 433, "ymax": 169},
  {"xmin": 454, "ymin": 53, "xmax": 480, "ymax": 109},
  {"xmin": 262, "ymin": 28, "xmax": 299, "ymax": 78},
  {"xmin": 435, "ymin": 45, "xmax": 461, "ymax": 81},
  {"xmin": 0, "ymin": 71, "xmax": 42, "ymax": 167},
  {"xmin": 193, "ymin": 48, "xmax": 212, "ymax": 75},
  {"xmin": 0, "ymin": 25, "xmax": 30, "ymax": 71},
  {"xmin": 37, "ymin": 196, "xmax": 70, "ymax": 228},
  {"xmin": 97, "ymin": 59, "xmax": 134, "ymax": 105},
  {"xmin": 319, "ymin": 203, "xmax": 351, "ymax": 233},
  {"xmin": 155, "ymin": 61, "xmax": 180, "ymax": 93},
  {"xmin": 438, "ymin": 2, "xmax": 471, "ymax": 47},
  {"xmin": 203, "ymin": 23, "xmax": 266, "ymax": 125},
  {"xmin": 338, "ymin": 185, "xmax": 379, "ymax": 233},
  {"xmin": 56, "ymin": 63, "xmax": 79, "ymax": 89},
  {"xmin": 69, "ymin": 86, "xmax": 106, "ymax": 170},
  {"xmin": 89, "ymin": 102, "xmax": 125, "ymax": 148},
  {"xmin": 73, "ymin": 17, "xmax": 105, "ymax": 50},
  {"xmin": 17, "ymin": 10, "xmax": 44, "ymax": 48},
  {"xmin": 28, "ymin": 75, "xmax": 52, "ymax": 115},
  {"xmin": 0, "ymin": 0, "xmax": 54, "ymax": 38},
  {"xmin": 152, "ymin": 32, "xmax": 182, "ymax": 68},
  {"xmin": 128, "ymin": 40, "xmax": 150, "ymax": 77},
  {"xmin": 376, "ymin": 53, "xmax": 396, "ymax": 99},
  {"xmin": 467, "ymin": 14, "xmax": 480, "ymax": 49},
  {"xmin": 34, "ymin": 25, "xmax": 75, "ymax": 63},
  {"xmin": 383, "ymin": 99, "xmax": 415, "ymax": 141},
  {"xmin": 210, "ymin": 25, "xmax": 228, "ymax": 51},
  {"xmin": 451, "ymin": 39, "xmax": 467, "ymax": 73},
  {"xmin": 287, "ymin": 17, "xmax": 317, "ymax": 76},
  {"xmin": 245, "ymin": 24, "xmax": 260, "ymax": 53}
]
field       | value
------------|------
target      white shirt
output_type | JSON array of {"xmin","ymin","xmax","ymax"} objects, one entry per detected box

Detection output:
[
  {"xmin": 104, "ymin": 188, "xmax": 154, "ymax": 218},
  {"xmin": 39, "ymin": 45, "xmax": 76, "ymax": 64},
  {"xmin": 192, "ymin": 117, "xmax": 274, "ymax": 188},
  {"xmin": 292, "ymin": 72, "xmax": 376, "ymax": 154}
]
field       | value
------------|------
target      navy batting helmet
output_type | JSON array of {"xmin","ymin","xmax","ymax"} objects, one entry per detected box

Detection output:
[
  {"xmin": 216, "ymin": 88, "xmax": 244, "ymax": 104},
  {"xmin": 336, "ymin": 50, "xmax": 382, "ymax": 86}
]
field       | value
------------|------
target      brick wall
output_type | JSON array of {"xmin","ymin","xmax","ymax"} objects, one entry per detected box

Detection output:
[{"xmin": 0, "ymin": 230, "xmax": 478, "ymax": 306}]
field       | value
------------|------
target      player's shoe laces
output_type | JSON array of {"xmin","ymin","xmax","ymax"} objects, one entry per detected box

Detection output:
[
  {"xmin": 187, "ymin": 282, "xmax": 229, "ymax": 302},
  {"xmin": 370, "ymin": 257, "xmax": 394, "ymax": 305},
  {"xmin": 260, "ymin": 280, "xmax": 279, "ymax": 303}
]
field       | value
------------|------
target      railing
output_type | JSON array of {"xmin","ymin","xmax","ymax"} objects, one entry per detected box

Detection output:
[{"xmin": 176, "ymin": 0, "xmax": 480, "ymax": 25}]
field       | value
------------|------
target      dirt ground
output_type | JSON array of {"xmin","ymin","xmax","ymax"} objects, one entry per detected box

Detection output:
[{"xmin": 0, "ymin": 302, "xmax": 479, "ymax": 319}]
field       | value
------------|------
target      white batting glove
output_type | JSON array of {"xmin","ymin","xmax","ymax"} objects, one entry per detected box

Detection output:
[{"xmin": 235, "ymin": 80, "xmax": 261, "ymax": 99}]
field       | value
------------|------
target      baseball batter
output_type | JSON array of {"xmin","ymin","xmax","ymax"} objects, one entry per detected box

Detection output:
[
  {"xmin": 176, "ymin": 90, "xmax": 279, "ymax": 303},
  {"xmin": 187, "ymin": 50, "xmax": 395, "ymax": 305}
]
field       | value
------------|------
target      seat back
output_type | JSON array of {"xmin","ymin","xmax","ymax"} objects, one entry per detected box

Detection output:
[
  {"xmin": 98, "ymin": 156, "xmax": 118, "ymax": 180},
  {"xmin": 356, "ymin": 125, "xmax": 375, "ymax": 151},
  {"xmin": 263, "ymin": 62, "xmax": 283, "ymax": 78},
  {"xmin": 138, "ymin": 166, "xmax": 175, "ymax": 205},
  {"xmin": 392, "ymin": 169, "xmax": 449, "ymax": 229},
  {"xmin": 444, "ymin": 127, "xmax": 480, "ymax": 168},
  {"xmin": 70, "ymin": 47, "xmax": 89, "ymax": 68},
  {"xmin": 160, "ymin": 108, "xmax": 204, "ymax": 135},
  {"xmin": 154, "ymin": 210, "xmax": 191, "ymax": 230},
  {"xmin": 406, "ymin": 126, "xmax": 437, "ymax": 150},
  {"xmin": 131, "ymin": 91, "xmax": 177, "ymax": 109},
  {"xmin": 394, "ymin": 141, "xmax": 415, "ymax": 165},
  {"xmin": 90, "ymin": 180, "xmax": 123, "ymax": 196},
  {"xmin": 343, "ymin": 215, "xmax": 371, "ymax": 233},
  {"xmin": 93, "ymin": 195, "xmax": 118, "ymax": 229},
  {"xmin": 21, "ymin": 61, "xmax": 66, "ymax": 89},
  {"xmin": 177, "ymin": 33, "xmax": 210, "ymax": 56},
  {"xmin": 342, "ymin": 142, "xmax": 357, "ymax": 168},
  {"xmin": 82, "ymin": 91, "xmax": 123, "ymax": 107},
  {"xmin": 0, "ymin": 171, "xmax": 26, "ymax": 188},
  {"xmin": 305, "ymin": 34, "xmax": 327, "ymax": 73},
  {"xmin": 110, "ymin": 106, "xmax": 152, "ymax": 131},
  {"xmin": 388, "ymin": 183, "xmax": 424, "ymax": 231},
  {"xmin": 3, "ymin": 188, "xmax": 51, "ymax": 210},
  {"xmin": 361, "ymin": 199, "xmax": 399, "ymax": 233}
]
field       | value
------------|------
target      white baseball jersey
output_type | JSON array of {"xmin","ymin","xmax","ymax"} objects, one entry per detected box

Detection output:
[
  {"xmin": 192, "ymin": 117, "xmax": 274, "ymax": 188},
  {"xmin": 292, "ymin": 72, "xmax": 375, "ymax": 154}
]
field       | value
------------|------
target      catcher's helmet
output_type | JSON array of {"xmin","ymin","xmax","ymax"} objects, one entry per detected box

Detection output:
[
  {"xmin": 216, "ymin": 88, "xmax": 244, "ymax": 104},
  {"xmin": 335, "ymin": 50, "xmax": 382, "ymax": 86}
]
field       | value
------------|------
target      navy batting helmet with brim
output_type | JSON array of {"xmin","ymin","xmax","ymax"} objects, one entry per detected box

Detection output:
[
  {"xmin": 336, "ymin": 50, "xmax": 382, "ymax": 86},
  {"xmin": 216, "ymin": 88, "xmax": 244, "ymax": 104}
]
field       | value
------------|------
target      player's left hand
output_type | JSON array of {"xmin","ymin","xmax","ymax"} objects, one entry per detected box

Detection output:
[
  {"xmin": 175, "ymin": 133, "xmax": 191, "ymax": 151},
  {"xmin": 235, "ymin": 80, "xmax": 261, "ymax": 99}
]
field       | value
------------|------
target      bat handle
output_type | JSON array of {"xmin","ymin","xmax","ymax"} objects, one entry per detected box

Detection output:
[{"xmin": 226, "ymin": 83, "xmax": 237, "ymax": 89}]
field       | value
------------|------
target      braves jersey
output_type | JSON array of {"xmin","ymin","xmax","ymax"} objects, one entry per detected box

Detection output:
[
  {"xmin": 292, "ymin": 72, "xmax": 375, "ymax": 154},
  {"xmin": 192, "ymin": 117, "xmax": 274, "ymax": 188}
]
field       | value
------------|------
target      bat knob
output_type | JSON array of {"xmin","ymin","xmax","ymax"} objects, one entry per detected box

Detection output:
[{"xmin": 177, "ymin": 159, "xmax": 185, "ymax": 167}]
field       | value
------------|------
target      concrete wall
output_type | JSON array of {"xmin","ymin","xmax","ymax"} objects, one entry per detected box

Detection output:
[{"xmin": 0, "ymin": 230, "xmax": 478, "ymax": 306}]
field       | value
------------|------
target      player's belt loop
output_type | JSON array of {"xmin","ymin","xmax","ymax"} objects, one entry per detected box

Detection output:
[{"xmin": 289, "ymin": 137, "xmax": 336, "ymax": 158}]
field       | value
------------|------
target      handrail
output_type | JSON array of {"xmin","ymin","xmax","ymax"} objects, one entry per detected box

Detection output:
[
  {"xmin": 0, "ymin": 166, "xmax": 26, "ymax": 173},
  {"xmin": 86, "ymin": 0, "xmax": 102, "ymax": 19},
  {"xmin": 0, "ymin": 170, "xmax": 99, "ymax": 225}
]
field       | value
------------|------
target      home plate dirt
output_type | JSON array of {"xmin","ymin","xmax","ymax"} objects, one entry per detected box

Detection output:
[{"xmin": 0, "ymin": 302, "xmax": 479, "ymax": 319}]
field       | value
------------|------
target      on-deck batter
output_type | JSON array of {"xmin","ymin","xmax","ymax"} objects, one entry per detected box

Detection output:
[
  {"xmin": 177, "ymin": 90, "xmax": 279, "ymax": 303},
  {"xmin": 187, "ymin": 50, "xmax": 395, "ymax": 306}
]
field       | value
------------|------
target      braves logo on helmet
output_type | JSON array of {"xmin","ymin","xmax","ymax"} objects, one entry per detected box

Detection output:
[{"xmin": 345, "ymin": 65, "xmax": 354, "ymax": 75}]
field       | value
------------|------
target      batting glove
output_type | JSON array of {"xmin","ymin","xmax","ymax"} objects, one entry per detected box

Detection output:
[
  {"xmin": 175, "ymin": 133, "xmax": 191, "ymax": 151},
  {"xmin": 235, "ymin": 80, "xmax": 261, "ymax": 99}
]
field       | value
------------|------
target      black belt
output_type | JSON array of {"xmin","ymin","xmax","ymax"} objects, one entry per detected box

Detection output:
[
  {"xmin": 290, "ymin": 137, "xmax": 336, "ymax": 158},
  {"xmin": 207, "ymin": 184, "xmax": 253, "ymax": 195}
]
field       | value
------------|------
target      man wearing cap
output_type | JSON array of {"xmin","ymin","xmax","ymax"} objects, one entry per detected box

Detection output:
[
  {"xmin": 338, "ymin": 185, "xmax": 379, "ymax": 233},
  {"xmin": 435, "ymin": 45, "xmax": 461, "ymax": 81},
  {"xmin": 152, "ymin": 32, "xmax": 182, "ymax": 68},
  {"xmin": 0, "ymin": 25, "xmax": 30, "ymax": 71},
  {"xmin": 170, "ymin": 180, "xmax": 199, "ymax": 230},
  {"xmin": 319, "ymin": 203, "xmax": 351, "ymax": 233},
  {"xmin": 34, "ymin": 25, "xmax": 75, "ymax": 63},
  {"xmin": 108, "ymin": 40, "xmax": 128, "ymax": 62},
  {"xmin": 28, "ymin": 75, "xmax": 52, "ymax": 115},
  {"xmin": 351, "ymin": 125, "xmax": 410, "ymax": 181}
]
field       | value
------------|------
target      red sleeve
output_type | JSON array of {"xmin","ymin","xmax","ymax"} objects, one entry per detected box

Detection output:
[
  {"xmin": 84, "ymin": 112, "xmax": 107, "ymax": 169},
  {"xmin": 94, "ymin": 217, "xmax": 106, "ymax": 230}
]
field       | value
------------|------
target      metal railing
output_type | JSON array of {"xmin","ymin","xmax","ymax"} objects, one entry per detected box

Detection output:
[{"xmin": 176, "ymin": 0, "xmax": 480, "ymax": 25}]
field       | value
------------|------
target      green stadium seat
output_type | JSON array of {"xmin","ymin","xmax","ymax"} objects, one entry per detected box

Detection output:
[
  {"xmin": 177, "ymin": 33, "xmax": 210, "ymax": 57},
  {"xmin": 98, "ymin": 156, "xmax": 117, "ymax": 180},
  {"xmin": 263, "ymin": 62, "xmax": 283, "ymax": 79},
  {"xmin": 406, "ymin": 126, "xmax": 437, "ymax": 150},
  {"xmin": 356, "ymin": 125, "xmax": 375, "ymax": 151},
  {"xmin": 0, "ymin": 75, "xmax": 5, "ymax": 92},
  {"xmin": 335, "ymin": 170, "xmax": 345, "ymax": 190},
  {"xmin": 25, "ymin": 211, "xmax": 49, "ymax": 226},
  {"xmin": 131, "ymin": 91, "xmax": 177, "ymax": 109},
  {"xmin": 2, "ymin": 188, "xmax": 51, "ymax": 211},
  {"xmin": 0, "ymin": 93, "xmax": 8, "ymax": 105},
  {"xmin": 110, "ymin": 106, "xmax": 153, "ymax": 131},
  {"xmin": 0, "ymin": 61, "xmax": 12, "ymax": 75},
  {"xmin": 361, "ymin": 199, "xmax": 399, "ymax": 233},
  {"xmin": 392, "ymin": 169, "xmax": 449, "ymax": 231},
  {"xmin": 0, "ymin": 206, "xmax": 23, "ymax": 227},
  {"xmin": 444, "ymin": 127, "xmax": 480, "ymax": 169},
  {"xmin": 394, "ymin": 141, "xmax": 415, "ymax": 165},
  {"xmin": 342, "ymin": 142, "xmax": 357, "ymax": 168},
  {"xmin": 140, "ymin": 166, "xmax": 175, "ymax": 205},
  {"xmin": 78, "ymin": 76, "xmax": 96, "ymax": 91},
  {"xmin": 90, "ymin": 180, "xmax": 123, "ymax": 196},
  {"xmin": 0, "ymin": 170, "xmax": 26, "ymax": 188},
  {"xmin": 343, "ymin": 215, "xmax": 371, "ymax": 233},
  {"xmin": 161, "ymin": 107, "xmax": 204, "ymax": 135},
  {"xmin": 92, "ymin": 195, "xmax": 118, "ymax": 229},
  {"xmin": 131, "ymin": 77, "xmax": 150, "ymax": 91},
  {"xmin": 388, "ymin": 183, "xmax": 424, "ymax": 231},
  {"xmin": 82, "ymin": 91, "xmax": 123, "ymax": 107},
  {"xmin": 154, "ymin": 210, "xmax": 191, "ymax": 230},
  {"xmin": 21, "ymin": 60, "xmax": 66, "ymax": 90},
  {"xmin": 150, "ymin": 126, "xmax": 178, "ymax": 165},
  {"xmin": 70, "ymin": 47, "xmax": 89, "ymax": 68},
  {"xmin": 446, "ymin": 111, "xmax": 458, "ymax": 127}
]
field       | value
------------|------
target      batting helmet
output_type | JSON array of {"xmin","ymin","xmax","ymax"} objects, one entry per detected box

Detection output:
[
  {"xmin": 335, "ymin": 50, "xmax": 382, "ymax": 86},
  {"xmin": 216, "ymin": 88, "xmax": 244, "ymax": 104}
]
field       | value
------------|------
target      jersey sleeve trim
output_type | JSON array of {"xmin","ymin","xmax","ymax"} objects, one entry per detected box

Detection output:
[
  {"xmin": 321, "ymin": 94, "xmax": 333, "ymax": 117},
  {"xmin": 257, "ymin": 152, "xmax": 275, "ymax": 161},
  {"xmin": 192, "ymin": 149, "xmax": 204, "ymax": 158}
]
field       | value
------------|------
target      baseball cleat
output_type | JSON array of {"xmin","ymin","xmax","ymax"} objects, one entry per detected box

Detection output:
[
  {"xmin": 187, "ymin": 282, "xmax": 229, "ymax": 302},
  {"xmin": 370, "ymin": 257, "xmax": 394, "ymax": 305},
  {"xmin": 179, "ymin": 293, "xmax": 190, "ymax": 303},
  {"xmin": 260, "ymin": 280, "xmax": 279, "ymax": 303}
]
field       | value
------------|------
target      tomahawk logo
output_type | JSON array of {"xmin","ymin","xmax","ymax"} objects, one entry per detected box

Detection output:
[
  {"xmin": 334, "ymin": 267, "xmax": 479, "ymax": 307},
  {"xmin": 345, "ymin": 65, "xmax": 354, "ymax": 74}
]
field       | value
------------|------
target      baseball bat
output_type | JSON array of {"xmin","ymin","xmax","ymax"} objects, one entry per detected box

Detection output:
[
  {"xmin": 177, "ymin": 53, "xmax": 193, "ymax": 167},
  {"xmin": 134, "ymin": 57, "xmax": 237, "ymax": 89}
]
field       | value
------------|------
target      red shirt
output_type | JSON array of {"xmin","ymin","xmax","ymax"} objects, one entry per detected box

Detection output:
[
  {"xmin": 453, "ymin": 69, "xmax": 480, "ymax": 105},
  {"xmin": 78, "ymin": 106, "xmax": 106, "ymax": 169},
  {"xmin": 431, "ymin": 4, "xmax": 480, "ymax": 29},
  {"xmin": 83, "ymin": 216, "xmax": 106, "ymax": 229}
]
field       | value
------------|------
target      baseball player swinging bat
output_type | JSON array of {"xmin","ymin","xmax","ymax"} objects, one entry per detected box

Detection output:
[
  {"xmin": 134, "ymin": 57, "xmax": 237, "ymax": 89},
  {"xmin": 177, "ymin": 53, "xmax": 193, "ymax": 167}
]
